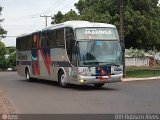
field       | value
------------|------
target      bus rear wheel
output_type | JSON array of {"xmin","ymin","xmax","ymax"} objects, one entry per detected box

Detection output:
[
  {"xmin": 25, "ymin": 68, "xmax": 33, "ymax": 82},
  {"xmin": 58, "ymin": 71, "xmax": 68, "ymax": 87},
  {"xmin": 94, "ymin": 83, "xmax": 105, "ymax": 88}
]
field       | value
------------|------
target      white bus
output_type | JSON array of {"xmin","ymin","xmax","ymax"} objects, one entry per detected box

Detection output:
[{"xmin": 16, "ymin": 21, "xmax": 123, "ymax": 87}]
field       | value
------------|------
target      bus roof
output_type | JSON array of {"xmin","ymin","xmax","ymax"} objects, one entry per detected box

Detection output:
[
  {"xmin": 17, "ymin": 21, "xmax": 116, "ymax": 38},
  {"xmin": 44, "ymin": 20, "xmax": 116, "ymax": 30},
  {"xmin": 17, "ymin": 30, "xmax": 41, "ymax": 38}
]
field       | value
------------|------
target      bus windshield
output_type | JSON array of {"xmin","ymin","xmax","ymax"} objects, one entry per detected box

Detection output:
[{"xmin": 77, "ymin": 40, "xmax": 122, "ymax": 67}]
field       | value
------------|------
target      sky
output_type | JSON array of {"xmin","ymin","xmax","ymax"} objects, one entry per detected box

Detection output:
[
  {"xmin": 0, "ymin": 0, "xmax": 79, "ymax": 47},
  {"xmin": 1, "ymin": 0, "xmax": 160, "ymax": 47}
]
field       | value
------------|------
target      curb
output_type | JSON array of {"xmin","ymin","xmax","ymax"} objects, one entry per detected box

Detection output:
[{"xmin": 122, "ymin": 76, "xmax": 160, "ymax": 82}]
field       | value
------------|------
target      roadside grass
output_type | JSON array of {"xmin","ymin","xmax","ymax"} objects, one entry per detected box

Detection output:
[{"xmin": 126, "ymin": 66, "xmax": 160, "ymax": 78}]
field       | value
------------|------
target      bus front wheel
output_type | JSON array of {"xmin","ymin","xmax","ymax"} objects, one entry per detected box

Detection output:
[{"xmin": 58, "ymin": 71, "xmax": 68, "ymax": 87}]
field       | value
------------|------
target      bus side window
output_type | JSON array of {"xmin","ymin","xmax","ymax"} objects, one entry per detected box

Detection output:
[
  {"xmin": 27, "ymin": 35, "xmax": 32, "ymax": 50},
  {"xmin": 21, "ymin": 37, "xmax": 27, "ymax": 51},
  {"xmin": 19, "ymin": 38, "xmax": 23, "ymax": 51},
  {"xmin": 16, "ymin": 38, "xmax": 20, "ymax": 50},
  {"xmin": 32, "ymin": 34, "xmax": 38, "ymax": 49},
  {"xmin": 41, "ymin": 32, "xmax": 48, "ymax": 48},
  {"xmin": 66, "ymin": 27, "xmax": 74, "ymax": 56},
  {"xmin": 48, "ymin": 30, "xmax": 56, "ymax": 48},
  {"xmin": 65, "ymin": 27, "xmax": 77, "ymax": 66},
  {"xmin": 56, "ymin": 28, "xmax": 64, "ymax": 47}
]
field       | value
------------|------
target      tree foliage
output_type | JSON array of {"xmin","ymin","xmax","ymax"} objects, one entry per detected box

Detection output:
[
  {"xmin": 51, "ymin": 11, "xmax": 64, "ymax": 24},
  {"xmin": 0, "ymin": 46, "xmax": 16, "ymax": 69},
  {"xmin": 125, "ymin": 48, "xmax": 146, "ymax": 57},
  {"xmin": 0, "ymin": 6, "xmax": 7, "ymax": 37},
  {"xmin": 6, "ymin": 46, "xmax": 16, "ymax": 54},
  {"xmin": 0, "ymin": 41, "xmax": 7, "ymax": 69},
  {"xmin": 0, "ymin": 6, "xmax": 7, "ymax": 69},
  {"xmin": 51, "ymin": 0, "xmax": 160, "ymax": 50},
  {"xmin": 6, "ymin": 51, "xmax": 16, "ymax": 68},
  {"xmin": 51, "ymin": 10, "xmax": 79, "ymax": 24},
  {"xmin": 6, "ymin": 47, "xmax": 16, "ymax": 68}
]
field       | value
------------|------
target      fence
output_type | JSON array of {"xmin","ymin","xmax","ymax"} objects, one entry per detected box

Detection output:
[{"xmin": 125, "ymin": 57, "xmax": 160, "ymax": 67}]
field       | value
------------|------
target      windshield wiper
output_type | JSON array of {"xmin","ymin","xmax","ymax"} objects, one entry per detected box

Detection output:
[
  {"xmin": 98, "ymin": 62, "xmax": 119, "ymax": 66},
  {"xmin": 82, "ymin": 61, "xmax": 119, "ymax": 67},
  {"xmin": 83, "ymin": 61, "xmax": 99, "ymax": 65}
]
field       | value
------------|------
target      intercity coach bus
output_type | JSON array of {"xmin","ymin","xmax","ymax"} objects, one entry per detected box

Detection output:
[{"xmin": 16, "ymin": 21, "xmax": 123, "ymax": 87}]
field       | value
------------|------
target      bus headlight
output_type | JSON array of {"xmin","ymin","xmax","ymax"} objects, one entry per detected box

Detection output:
[
  {"xmin": 80, "ymin": 79, "xmax": 87, "ymax": 83},
  {"xmin": 80, "ymin": 80, "xmax": 84, "ymax": 83}
]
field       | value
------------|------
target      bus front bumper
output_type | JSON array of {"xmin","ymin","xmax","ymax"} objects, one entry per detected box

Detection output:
[{"xmin": 78, "ymin": 74, "xmax": 123, "ymax": 85}]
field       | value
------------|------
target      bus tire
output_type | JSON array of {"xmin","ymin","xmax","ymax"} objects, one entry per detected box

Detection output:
[
  {"xmin": 94, "ymin": 83, "xmax": 105, "ymax": 88},
  {"xmin": 25, "ymin": 68, "xmax": 33, "ymax": 82},
  {"xmin": 58, "ymin": 70, "xmax": 68, "ymax": 87}
]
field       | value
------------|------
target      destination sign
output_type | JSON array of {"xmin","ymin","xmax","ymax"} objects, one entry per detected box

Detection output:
[
  {"xmin": 85, "ymin": 29, "xmax": 112, "ymax": 35},
  {"xmin": 76, "ymin": 28, "xmax": 119, "ymax": 40}
]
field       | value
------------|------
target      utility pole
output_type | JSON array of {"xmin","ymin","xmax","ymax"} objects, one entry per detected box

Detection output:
[
  {"xmin": 40, "ymin": 15, "xmax": 52, "ymax": 27},
  {"xmin": 120, "ymin": 0, "xmax": 126, "ymax": 77}
]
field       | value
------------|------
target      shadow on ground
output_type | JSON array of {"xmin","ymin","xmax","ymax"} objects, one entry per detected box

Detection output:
[{"xmin": 18, "ymin": 78, "xmax": 118, "ymax": 91}]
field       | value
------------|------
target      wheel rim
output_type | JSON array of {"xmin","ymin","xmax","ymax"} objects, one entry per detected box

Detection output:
[
  {"xmin": 60, "ymin": 74, "xmax": 66, "ymax": 86},
  {"xmin": 26, "ymin": 71, "xmax": 29, "ymax": 80}
]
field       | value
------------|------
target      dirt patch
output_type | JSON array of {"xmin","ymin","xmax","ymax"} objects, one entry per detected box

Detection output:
[{"xmin": 0, "ymin": 90, "xmax": 16, "ymax": 114}]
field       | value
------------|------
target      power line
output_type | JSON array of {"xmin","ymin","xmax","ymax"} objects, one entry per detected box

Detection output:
[
  {"xmin": 25, "ymin": 0, "xmax": 64, "ymax": 31},
  {"xmin": 44, "ymin": 0, "xmax": 65, "ymax": 14},
  {"xmin": 48, "ymin": 0, "xmax": 77, "ymax": 15},
  {"xmin": 16, "ymin": 0, "xmax": 77, "ymax": 33},
  {"xmin": 34, "ymin": 18, "xmax": 45, "ymax": 31},
  {"xmin": 42, "ymin": 0, "xmax": 64, "ymax": 14},
  {"xmin": 39, "ymin": 0, "xmax": 77, "ymax": 27},
  {"xmin": 26, "ymin": 16, "xmax": 41, "ymax": 32},
  {"xmin": 0, "ymin": 35, "xmax": 17, "ymax": 37}
]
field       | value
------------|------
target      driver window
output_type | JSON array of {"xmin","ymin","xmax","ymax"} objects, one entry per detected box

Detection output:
[{"xmin": 65, "ymin": 27, "xmax": 77, "ymax": 66}]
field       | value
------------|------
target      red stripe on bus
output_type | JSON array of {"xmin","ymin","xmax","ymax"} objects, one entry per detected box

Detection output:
[
  {"xmin": 98, "ymin": 67, "xmax": 110, "ymax": 81},
  {"xmin": 40, "ymin": 48, "xmax": 51, "ymax": 76}
]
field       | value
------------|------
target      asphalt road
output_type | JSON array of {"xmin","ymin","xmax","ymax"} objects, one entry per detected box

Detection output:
[{"xmin": 0, "ymin": 72, "xmax": 160, "ymax": 114}]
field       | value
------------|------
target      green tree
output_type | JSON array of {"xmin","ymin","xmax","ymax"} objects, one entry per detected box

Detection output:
[
  {"xmin": 6, "ymin": 46, "xmax": 16, "ymax": 54},
  {"xmin": 51, "ymin": 0, "xmax": 160, "ymax": 50},
  {"xmin": 5, "ymin": 47, "xmax": 16, "ymax": 68},
  {"xmin": 0, "ymin": 41, "xmax": 7, "ymax": 70},
  {"xmin": 0, "ymin": 6, "xmax": 7, "ymax": 70},
  {"xmin": 51, "ymin": 10, "xmax": 79, "ymax": 24},
  {"xmin": 51, "ymin": 11, "xmax": 64, "ymax": 24},
  {"xmin": 0, "ymin": 6, "xmax": 7, "ymax": 37},
  {"xmin": 6, "ymin": 51, "xmax": 16, "ymax": 68},
  {"xmin": 124, "ymin": 0, "xmax": 160, "ymax": 49},
  {"xmin": 62, "ymin": 9, "xmax": 79, "ymax": 22}
]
